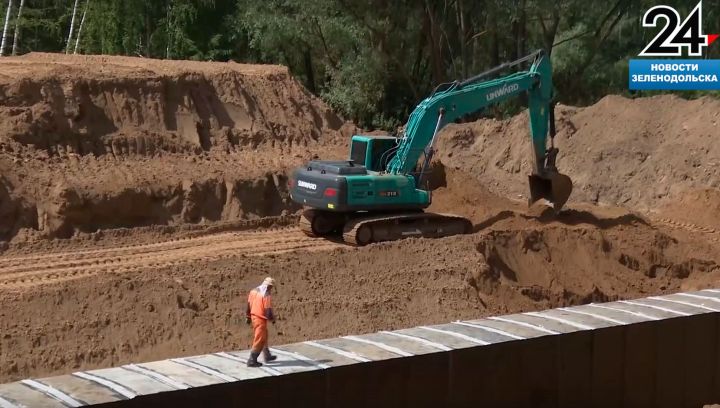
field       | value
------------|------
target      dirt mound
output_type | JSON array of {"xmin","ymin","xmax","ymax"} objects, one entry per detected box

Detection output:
[
  {"xmin": 435, "ymin": 94, "xmax": 720, "ymax": 212},
  {"xmin": 0, "ymin": 53, "xmax": 343, "ymax": 153},
  {"xmin": 0, "ymin": 53, "xmax": 355, "ymax": 240}
]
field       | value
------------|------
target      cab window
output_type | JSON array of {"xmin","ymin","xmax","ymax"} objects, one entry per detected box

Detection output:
[{"xmin": 350, "ymin": 140, "xmax": 367, "ymax": 166}]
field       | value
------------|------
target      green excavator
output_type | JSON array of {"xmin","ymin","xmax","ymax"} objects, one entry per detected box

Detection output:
[{"xmin": 289, "ymin": 50, "xmax": 572, "ymax": 246}]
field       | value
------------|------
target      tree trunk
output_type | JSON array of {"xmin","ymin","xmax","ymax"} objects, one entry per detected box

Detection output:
[
  {"xmin": 490, "ymin": 16, "xmax": 499, "ymax": 67},
  {"xmin": 516, "ymin": 0, "xmax": 526, "ymax": 59},
  {"xmin": 66, "ymin": 0, "xmax": 80, "ymax": 54},
  {"xmin": 537, "ymin": 6, "xmax": 560, "ymax": 57},
  {"xmin": 511, "ymin": 0, "xmax": 519, "ymax": 60},
  {"xmin": 145, "ymin": 4, "xmax": 151, "ymax": 57},
  {"xmin": 456, "ymin": 0, "xmax": 468, "ymax": 79},
  {"xmin": 412, "ymin": 14, "xmax": 428, "ymax": 82},
  {"xmin": 424, "ymin": 0, "xmax": 444, "ymax": 84},
  {"xmin": 0, "ymin": 0, "xmax": 14, "ymax": 57},
  {"xmin": 303, "ymin": 48, "xmax": 316, "ymax": 94},
  {"xmin": 166, "ymin": 1, "xmax": 172, "ymax": 59},
  {"xmin": 10, "ymin": 0, "xmax": 23, "ymax": 55},
  {"xmin": 575, "ymin": 1, "xmax": 628, "ymax": 77},
  {"xmin": 73, "ymin": 0, "xmax": 89, "ymax": 54}
]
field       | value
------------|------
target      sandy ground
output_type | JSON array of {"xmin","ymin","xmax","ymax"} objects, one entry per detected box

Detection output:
[
  {"xmin": 1, "ymin": 54, "xmax": 719, "ymax": 383},
  {"xmin": 2, "ymin": 175, "xmax": 719, "ymax": 382}
]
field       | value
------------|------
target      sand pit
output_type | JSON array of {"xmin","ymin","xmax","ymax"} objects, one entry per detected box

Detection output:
[{"xmin": 1, "ymin": 54, "xmax": 720, "ymax": 384}]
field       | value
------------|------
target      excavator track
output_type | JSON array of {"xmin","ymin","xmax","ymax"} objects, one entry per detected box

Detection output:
[
  {"xmin": 299, "ymin": 211, "xmax": 317, "ymax": 237},
  {"xmin": 299, "ymin": 209, "xmax": 346, "ymax": 238},
  {"xmin": 651, "ymin": 216, "xmax": 720, "ymax": 245},
  {"xmin": 342, "ymin": 212, "xmax": 473, "ymax": 246}
]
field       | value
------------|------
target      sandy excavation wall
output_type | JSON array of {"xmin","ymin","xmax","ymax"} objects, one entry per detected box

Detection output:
[
  {"xmin": 0, "ymin": 160, "xmax": 301, "ymax": 240},
  {"xmin": 435, "ymin": 95, "xmax": 720, "ymax": 213},
  {"xmin": 0, "ymin": 53, "xmax": 343, "ymax": 154},
  {"xmin": 32, "ymin": 173, "xmax": 294, "ymax": 239},
  {"xmin": 0, "ymin": 53, "xmax": 351, "ymax": 240}
]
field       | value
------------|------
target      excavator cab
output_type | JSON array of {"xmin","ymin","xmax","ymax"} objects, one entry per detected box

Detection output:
[{"xmin": 349, "ymin": 135, "xmax": 398, "ymax": 172}]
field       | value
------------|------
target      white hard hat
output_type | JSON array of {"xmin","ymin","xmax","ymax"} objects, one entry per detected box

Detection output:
[{"xmin": 262, "ymin": 277, "xmax": 275, "ymax": 287}]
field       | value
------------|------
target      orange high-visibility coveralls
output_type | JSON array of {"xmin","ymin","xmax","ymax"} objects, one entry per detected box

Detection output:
[{"xmin": 247, "ymin": 288, "xmax": 274, "ymax": 353}]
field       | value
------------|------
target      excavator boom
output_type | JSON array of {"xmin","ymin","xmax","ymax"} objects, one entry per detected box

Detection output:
[{"xmin": 387, "ymin": 49, "xmax": 572, "ymax": 211}]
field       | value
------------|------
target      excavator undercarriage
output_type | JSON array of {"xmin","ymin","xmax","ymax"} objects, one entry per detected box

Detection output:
[{"xmin": 299, "ymin": 209, "xmax": 473, "ymax": 246}]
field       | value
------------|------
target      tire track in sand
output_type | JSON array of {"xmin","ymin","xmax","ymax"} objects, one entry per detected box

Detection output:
[
  {"xmin": 2, "ymin": 226, "xmax": 299, "ymax": 267},
  {"xmin": 0, "ymin": 227, "xmax": 344, "ymax": 288}
]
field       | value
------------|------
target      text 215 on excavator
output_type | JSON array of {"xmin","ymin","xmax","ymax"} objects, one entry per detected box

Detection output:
[{"xmin": 289, "ymin": 50, "xmax": 573, "ymax": 246}]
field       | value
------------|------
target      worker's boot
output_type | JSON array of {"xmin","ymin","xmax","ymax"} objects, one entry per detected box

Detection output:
[
  {"xmin": 246, "ymin": 351, "xmax": 262, "ymax": 368},
  {"xmin": 263, "ymin": 347, "xmax": 277, "ymax": 362}
]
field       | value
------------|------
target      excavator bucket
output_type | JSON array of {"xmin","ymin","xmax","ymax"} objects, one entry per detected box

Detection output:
[{"xmin": 528, "ymin": 172, "xmax": 573, "ymax": 213}]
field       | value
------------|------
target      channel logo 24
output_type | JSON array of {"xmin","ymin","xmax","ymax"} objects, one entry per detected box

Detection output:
[{"xmin": 639, "ymin": 1, "xmax": 718, "ymax": 56}]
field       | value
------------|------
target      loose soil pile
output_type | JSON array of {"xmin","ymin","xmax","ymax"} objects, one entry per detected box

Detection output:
[
  {"xmin": 436, "ymin": 94, "xmax": 720, "ymax": 214},
  {"xmin": 1, "ymin": 54, "xmax": 720, "ymax": 383}
]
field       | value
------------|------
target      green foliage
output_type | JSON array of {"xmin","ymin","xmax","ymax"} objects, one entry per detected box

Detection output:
[
  {"xmin": 321, "ymin": 48, "xmax": 387, "ymax": 127},
  {"xmin": 1, "ymin": 0, "xmax": 718, "ymax": 127}
]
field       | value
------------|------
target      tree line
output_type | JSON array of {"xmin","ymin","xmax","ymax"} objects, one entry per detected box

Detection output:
[{"xmin": 1, "ymin": 0, "xmax": 718, "ymax": 128}]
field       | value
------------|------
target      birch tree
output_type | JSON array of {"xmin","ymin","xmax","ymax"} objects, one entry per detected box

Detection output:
[
  {"xmin": 0, "ymin": 0, "xmax": 13, "ymax": 56},
  {"xmin": 10, "ymin": 0, "xmax": 23, "ymax": 55},
  {"xmin": 65, "ymin": 0, "xmax": 80, "ymax": 53},
  {"xmin": 73, "ymin": 0, "xmax": 89, "ymax": 54},
  {"xmin": 165, "ymin": 1, "xmax": 171, "ymax": 59}
]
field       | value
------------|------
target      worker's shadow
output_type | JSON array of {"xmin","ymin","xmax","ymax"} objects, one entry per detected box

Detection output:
[
  {"xmin": 525, "ymin": 207, "xmax": 650, "ymax": 229},
  {"xmin": 265, "ymin": 359, "xmax": 333, "ymax": 370}
]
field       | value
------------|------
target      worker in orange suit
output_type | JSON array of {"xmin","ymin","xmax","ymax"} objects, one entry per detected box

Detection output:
[{"xmin": 245, "ymin": 277, "xmax": 277, "ymax": 367}]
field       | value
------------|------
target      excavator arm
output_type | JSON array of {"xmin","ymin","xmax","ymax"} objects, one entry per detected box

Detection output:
[{"xmin": 387, "ymin": 50, "xmax": 572, "ymax": 211}]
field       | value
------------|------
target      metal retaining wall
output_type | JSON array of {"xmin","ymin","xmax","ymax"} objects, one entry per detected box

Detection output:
[{"xmin": 2, "ymin": 290, "xmax": 720, "ymax": 408}]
